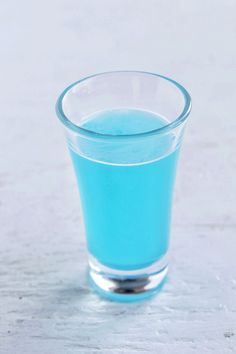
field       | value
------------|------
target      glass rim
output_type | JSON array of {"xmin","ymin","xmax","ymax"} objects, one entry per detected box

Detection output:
[{"xmin": 56, "ymin": 70, "xmax": 192, "ymax": 139}]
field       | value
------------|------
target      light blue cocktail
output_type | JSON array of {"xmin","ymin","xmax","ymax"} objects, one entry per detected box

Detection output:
[{"xmin": 56, "ymin": 72, "xmax": 191, "ymax": 301}]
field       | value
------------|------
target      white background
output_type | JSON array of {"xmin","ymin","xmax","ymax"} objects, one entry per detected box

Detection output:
[{"xmin": 1, "ymin": 1, "xmax": 236, "ymax": 353}]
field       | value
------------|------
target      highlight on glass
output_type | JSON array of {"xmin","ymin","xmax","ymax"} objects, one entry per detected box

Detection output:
[{"xmin": 56, "ymin": 71, "xmax": 191, "ymax": 301}]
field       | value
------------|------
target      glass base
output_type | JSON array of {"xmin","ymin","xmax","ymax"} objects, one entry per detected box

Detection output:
[{"xmin": 88, "ymin": 255, "xmax": 168, "ymax": 302}]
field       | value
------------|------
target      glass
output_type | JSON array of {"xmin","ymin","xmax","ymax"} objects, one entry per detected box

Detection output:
[{"xmin": 56, "ymin": 71, "xmax": 191, "ymax": 301}]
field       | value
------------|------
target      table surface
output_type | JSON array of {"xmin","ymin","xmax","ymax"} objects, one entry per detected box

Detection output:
[{"xmin": 1, "ymin": 1, "xmax": 236, "ymax": 353}]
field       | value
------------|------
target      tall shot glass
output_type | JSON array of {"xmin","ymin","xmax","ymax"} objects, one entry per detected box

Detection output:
[{"xmin": 56, "ymin": 71, "xmax": 191, "ymax": 301}]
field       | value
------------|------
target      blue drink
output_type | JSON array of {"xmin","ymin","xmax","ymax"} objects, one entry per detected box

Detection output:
[
  {"xmin": 56, "ymin": 71, "xmax": 191, "ymax": 300},
  {"xmin": 69, "ymin": 109, "xmax": 179, "ymax": 271}
]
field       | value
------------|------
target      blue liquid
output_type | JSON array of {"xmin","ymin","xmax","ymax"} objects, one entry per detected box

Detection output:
[{"xmin": 69, "ymin": 109, "xmax": 178, "ymax": 270}]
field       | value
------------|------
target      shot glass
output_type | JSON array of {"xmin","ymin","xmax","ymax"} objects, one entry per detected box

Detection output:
[{"xmin": 56, "ymin": 71, "xmax": 191, "ymax": 301}]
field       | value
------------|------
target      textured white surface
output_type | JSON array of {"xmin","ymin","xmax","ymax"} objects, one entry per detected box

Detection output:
[{"xmin": 1, "ymin": 1, "xmax": 236, "ymax": 353}]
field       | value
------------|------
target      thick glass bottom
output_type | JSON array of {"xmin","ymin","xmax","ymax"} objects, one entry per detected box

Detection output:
[{"xmin": 88, "ymin": 255, "xmax": 168, "ymax": 302}]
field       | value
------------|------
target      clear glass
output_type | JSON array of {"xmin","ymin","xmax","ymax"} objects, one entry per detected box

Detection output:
[{"xmin": 56, "ymin": 71, "xmax": 191, "ymax": 301}]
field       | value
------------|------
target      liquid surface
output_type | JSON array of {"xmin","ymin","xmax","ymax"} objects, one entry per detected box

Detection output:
[
  {"xmin": 82, "ymin": 109, "xmax": 166, "ymax": 135},
  {"xmin": 69, "ymin": 109, "xmax": 178, "ymax": 270}
]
